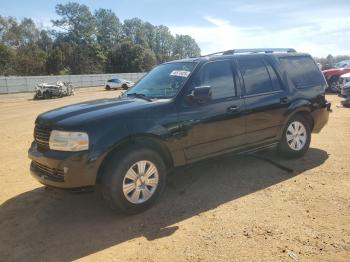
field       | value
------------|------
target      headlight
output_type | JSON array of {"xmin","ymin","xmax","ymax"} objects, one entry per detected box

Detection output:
[{"xmin": 49, "ymin": 130, "xmax": 89, "ymax": 151}]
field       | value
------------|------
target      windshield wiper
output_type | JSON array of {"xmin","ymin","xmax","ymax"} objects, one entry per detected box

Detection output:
[{"xmin": 126, "ymin": 93, "xmax": 153, "ymax": 102}]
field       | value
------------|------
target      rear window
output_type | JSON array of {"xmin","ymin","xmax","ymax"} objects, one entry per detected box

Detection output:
[{"xmin": 279, "ymin": 56, "xmax": 325, "ymax": 88}]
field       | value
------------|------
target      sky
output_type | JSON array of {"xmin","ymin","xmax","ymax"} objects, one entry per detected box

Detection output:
[{"xmin": 1, "ymin": 0, "xmax": 350, "ymax": 57}]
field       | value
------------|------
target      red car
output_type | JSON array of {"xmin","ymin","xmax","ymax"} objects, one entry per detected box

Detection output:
[{"xmin": 322, "ymin": 60, "xmax": 350, "ymax": 92}]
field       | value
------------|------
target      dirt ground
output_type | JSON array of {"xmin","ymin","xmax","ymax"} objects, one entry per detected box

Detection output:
[{"xmin": 0, "ymin": 88, "xmax": 349, "ymax": 262}]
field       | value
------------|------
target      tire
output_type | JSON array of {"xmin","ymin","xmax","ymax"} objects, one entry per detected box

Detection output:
[
  {"xmin": 105, "ymin": 85, "xmax": 111, "ymax": 91},
  {"xmin": 101, "ymin": 148, "xmax": 167, "ymax": 214},
  {"xmin": 328, "ymin": 76, "xmax": 340, "ymax": 93},
  {"xmin": 34, "ymin": 92, "xmax": 40, "ymax": 100},
  {"xmin": 43, "ymin": 91, "xmax": 50, "ymax": 99},
  {"xmin": 122, "ymin": 84, "xmax": 128, "ymax": 90},
  {"xmin": 278, "ymin": 115, "xmax": 311, "ymax": 158}
]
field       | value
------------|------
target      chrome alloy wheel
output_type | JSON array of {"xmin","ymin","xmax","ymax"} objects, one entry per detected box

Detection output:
[
  {"xmin": 286, "ymin": 121, "xmax": 307, "ymax": 151},
  {"xmin": 122, "ymin": 160, "xmax": 159, "ymax": 204}
]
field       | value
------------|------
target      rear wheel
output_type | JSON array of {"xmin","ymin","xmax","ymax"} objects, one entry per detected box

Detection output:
[
  {"xmin": 328, "ymin": 76, "xmax": 340, "ymax": 93},
  {"xmin": 34, "ymin": 91, "xmax": 41, "ymax": 99},
  {"xmin": 101, "ymin": 148, "xmax": 167, "ymax": 213},
  {"xmin": 122, "ymin": 84, "xmax": 128, "ymax": 90},
  {"xmin": 278, "ymin": 115, "xmax": 311, "ymax": 158}
]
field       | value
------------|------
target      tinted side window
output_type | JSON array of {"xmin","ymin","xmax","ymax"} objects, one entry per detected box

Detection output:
[
  {"xmin": 197, "ymin": 60, "xmax": 236, "ymax": 99},
  {"xmin": 265, "ymin": 62, "xmax": 282, "ymax": 91},
  {"xmin": 238, "ymin": 58, "xmax": 273, "ymax": 95},
  {"xmin": 279, "ymin": 56, "xmax": 326, "ymax": 88}
]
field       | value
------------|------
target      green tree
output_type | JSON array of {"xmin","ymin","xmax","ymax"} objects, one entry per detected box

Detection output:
[
  {"xmin": 38, "ymin": 30, "xmax": 53, "ymax": 52},
  {"xmin": 52, "ymin": 2, "xmax": 105, "ymax": 74},
  {"xmin": 52, "ymin": 2, "xmax": 96, "ymax": 44},
  {"xmin": 47, "ymin": 47, "xmax": 64, "ymax": 74},
  {"xmin": 173, "ymin": 34, "xmax": 201, "ymax": 59},
  {"xmin": 0, "ymin": 2, "xmax": 202, "ymax": 76},
  {"xmin": 123, "ymin": 18, "xmax": 151, "ymax": 47},
  {"xmin": 154, "ymin": 25, "xmax": 174, "ymax": 63},
  {"xmin": 15, "ymin": 44, "xmax": 47, "ymax": 75},
  {"xmin": 109, "ymin": 40, "xmax": 156, "ymax": 72},
  {"xmin": 0, "ymin": 43, "xmax": 16, "ymax": 75},
  {"xmin": 95, "ymin": 9, "xmax": 122, "ymax": 50}
]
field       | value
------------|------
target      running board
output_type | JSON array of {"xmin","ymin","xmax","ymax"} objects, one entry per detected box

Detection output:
[{"xmin": 237, "ymin": 142, "xmax": 278, "ymax": 155}]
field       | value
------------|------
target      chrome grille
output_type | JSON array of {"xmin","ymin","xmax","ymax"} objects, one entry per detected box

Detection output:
[
  {"xmin": 31, "ymin": 161, "xmax": 64, "ymax": 182},
  {"xmin": 34, "ymin": 125, "xmax": 51, "ymax": 149}
]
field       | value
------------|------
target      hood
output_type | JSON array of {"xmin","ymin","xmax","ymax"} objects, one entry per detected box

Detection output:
[{"xmin": 36, "ymin": 97, "xmax": 165, "ymax": 128}]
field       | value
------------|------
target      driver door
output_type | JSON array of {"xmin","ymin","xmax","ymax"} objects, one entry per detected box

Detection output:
[{"xmin": 176, "ymin": 59, "xmax": 246, "ymax": 161}]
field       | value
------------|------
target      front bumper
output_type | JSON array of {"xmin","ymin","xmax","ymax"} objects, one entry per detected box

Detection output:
[
  {"xmin": 28, "ymin": 142, "xmax": 100, "ymax": 189},
  {"xmin": 311, "ymin": 102, "xmax": 331, "ymax": 133}
]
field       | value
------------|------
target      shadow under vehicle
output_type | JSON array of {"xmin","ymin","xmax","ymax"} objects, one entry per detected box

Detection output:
[{"xmin": 1, "ymin": 147, "xmax": 328, "ymax": 261}]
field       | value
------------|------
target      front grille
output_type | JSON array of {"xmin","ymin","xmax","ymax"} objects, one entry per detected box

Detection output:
[
  {"xmin": 31, "ymin": 161, "xmax": 64, "ymax": 182},
  {"xmin": 34, "ymin": 125, "xmax": 51, "ymax": 149}
]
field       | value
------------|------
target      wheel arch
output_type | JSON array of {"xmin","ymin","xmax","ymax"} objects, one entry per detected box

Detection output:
[
  {"xmin": 96, "ymin": 134, "xmax": 174, "ymax": 183},
  {"xmin": 278, "ymin": 104, "xmax": 314, "ymax": 139}
]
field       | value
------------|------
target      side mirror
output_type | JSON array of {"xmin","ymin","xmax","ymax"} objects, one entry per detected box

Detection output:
[{"xmin": 187, "ymin": 86, "xmax": 212, "ymax": 103}]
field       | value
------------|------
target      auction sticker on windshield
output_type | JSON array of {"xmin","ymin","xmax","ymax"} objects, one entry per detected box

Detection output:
[{"xmin": 170, "ymin": 70, "xmax": 191, "ymax": 77}]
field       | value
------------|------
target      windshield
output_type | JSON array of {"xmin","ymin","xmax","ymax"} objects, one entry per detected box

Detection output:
[{"xmin": 125, "ymin": 62, "xmax": 195, "ymax": 98}]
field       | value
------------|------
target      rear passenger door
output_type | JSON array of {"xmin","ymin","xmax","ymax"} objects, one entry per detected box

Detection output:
[{"xmin": 236, "ymin": 56, "xmax": 289, "ymax": 144}]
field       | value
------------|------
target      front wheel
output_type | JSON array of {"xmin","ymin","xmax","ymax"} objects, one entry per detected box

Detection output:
[
  {"xmin": 278, "ymin": 115, "xmax": 311, "ymax": 158},
  {"xmin": 101, "ymin": 148, "xmax": 167, "ymax": 213},
  {"xmin": 43, "ymin": 91, "xmax": 50, "ymax": 99}
]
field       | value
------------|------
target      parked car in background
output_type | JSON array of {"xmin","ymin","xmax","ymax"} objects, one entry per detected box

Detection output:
[
  {"xmin": 317, "ymin": 62, "xmax": 322, "ymax": 70},
  {"xmin": 339, "ymin": 72, "xmax": 350, "ymax": 84},
  {"xmin": 29, "ymin": 48, "xmax": 331, "ymax": 214},
  {"xmin": 334, "ymin": 60, "xmax": 350, "ymax": 68},
  {"xmin": 322, "ymin": 60, "xmax": 350, "ymax": 92},
  {"xmin": 34, "ymin": 82, "xmax": 74, "ymax": 99},
  {"xmin": 339, "ymin": 72, "xmax": 350, "ymax": 107},
  {"xmin": 105, "ymin": 78, "xmax": 134, "ymax": 90}
]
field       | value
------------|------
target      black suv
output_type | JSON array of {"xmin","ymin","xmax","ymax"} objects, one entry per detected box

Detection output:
[{"xmin": 29, "ymin": 48, "xmax": 331, "ymax": 213}]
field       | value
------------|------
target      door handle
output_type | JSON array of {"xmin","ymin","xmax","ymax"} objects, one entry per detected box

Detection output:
[
  {"xmin": 227, "ymin": 105, "xmax": 239, "ymax": 112},
  {"xmin": 280, "ymin": 97, "xmax": 288, "ymax": 104}
]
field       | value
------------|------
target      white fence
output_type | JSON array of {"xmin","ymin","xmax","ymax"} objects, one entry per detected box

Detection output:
[{"xmin": 0, "ymin": 73, "xmax": 146, "ymax": 94}]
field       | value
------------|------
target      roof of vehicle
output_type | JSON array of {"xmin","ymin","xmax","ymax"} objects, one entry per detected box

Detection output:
[{"xmin": 166, "ymin": 48, "xmax": 311, "ymax": 64}]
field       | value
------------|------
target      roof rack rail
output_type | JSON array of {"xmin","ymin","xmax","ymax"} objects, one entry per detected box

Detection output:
[{"xmin": 203, "ymin": 48, "xmax": 296, "ymax": 56}]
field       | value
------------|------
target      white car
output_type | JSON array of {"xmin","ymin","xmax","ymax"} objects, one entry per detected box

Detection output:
[
  {"xmin": 105, "ymin": 78, "xmax": 134, "ymax": 90},
  {"xmin": 34, "ymin": 82, "xmax": 74, "ymax": 99},
  {"xmin": 340, "ymin": 72, "xmax": 350, "ymax": 85}
]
